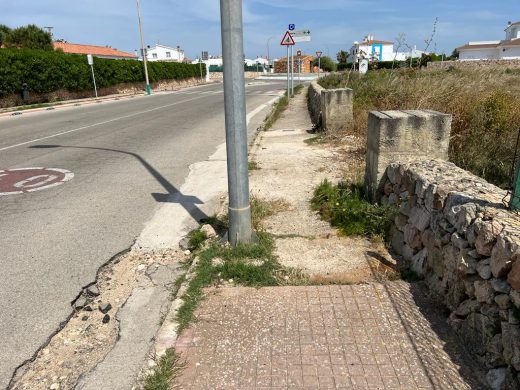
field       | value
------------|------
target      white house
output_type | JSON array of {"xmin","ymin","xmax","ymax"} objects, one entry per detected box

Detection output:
[
  {"xmin": 146, "ymin": 44, "xmax": 185, "ymax": 62},
  {"xmin": 348, "ymin": 34, "xmax": 426, "ymax": 63},
  {"xmin": 245, "ymin": 57, "xmax": 270, "ymax": 66},
  {"xmin": 348, "ymin": 35, "xmax": 394, "ymax": 62},
  {"xmin": 457, "ymin": 21, "xmax": 520, "ymax": 61},
  {"xmin": 192, "ymin": 57, "xmax": 223, "ymax": 68}
]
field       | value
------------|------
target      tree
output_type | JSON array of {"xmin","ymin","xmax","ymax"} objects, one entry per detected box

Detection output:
[
  {"xmin": 336, "ymin": 50, "xmax": 349, "ymax": 64},
  {"xmin": 0, "ymin": 24, "xmax": 11, "ymax": 46},
  {"xmin": 313, "ymin": 56, "xmax": 336, "ymax": 72},
  {"xmin": 3, "ymin": 24, "xmax": 53, "ymax": 50}
]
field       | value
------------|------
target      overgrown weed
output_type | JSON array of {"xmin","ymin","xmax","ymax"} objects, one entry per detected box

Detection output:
[
  {"xmin": 311, "ymin": 179, "xmax": 397, "ymax": 240},
  {"xmin": 319, "ymin": 68, "xmax": 520, "ymax": 188}
]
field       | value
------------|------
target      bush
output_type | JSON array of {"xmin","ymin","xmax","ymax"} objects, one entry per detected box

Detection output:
[
  {"xmin": 317, "ymin": 68, "xmax": 520, "ymax": 188},
  {"xmin": 313, "ymin": 56, "xmax": 336, "ymax": 72},
  {"xmin": 311, "ymin": 179, "xmax": 397, "ymax": 239},
  {"xmin": 0, "ymin": 48, "xmax": 205, "ymax": 97}
]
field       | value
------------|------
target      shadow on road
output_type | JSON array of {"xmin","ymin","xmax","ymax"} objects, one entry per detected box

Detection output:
[{"xmin": 30, "ymin": 144, "xmax": 208, "ymax": 223}]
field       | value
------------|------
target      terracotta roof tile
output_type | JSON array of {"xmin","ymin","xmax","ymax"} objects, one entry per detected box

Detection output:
[{"xmin": 53, "ymin": 42, "xmax": 136, "ymax": 59}]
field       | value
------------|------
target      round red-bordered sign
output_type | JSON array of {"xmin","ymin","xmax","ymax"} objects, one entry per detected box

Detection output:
[{"xmin": 0, "ymin": 168, "xmax": 74, "ymax": 196}]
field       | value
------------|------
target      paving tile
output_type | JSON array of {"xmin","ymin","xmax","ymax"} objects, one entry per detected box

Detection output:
[{"xmin": 173, "ymin": 285, "xmax": 485, "ymax": 389}]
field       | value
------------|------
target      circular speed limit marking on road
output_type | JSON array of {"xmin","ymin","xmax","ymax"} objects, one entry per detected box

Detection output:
[{"xmin": 0, "ymin": 168, "xmax": 74, "ymax": 196}]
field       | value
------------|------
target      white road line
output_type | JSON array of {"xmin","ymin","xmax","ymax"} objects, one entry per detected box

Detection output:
[
  {"xmin": 246, "ymin": 96, "xmax": 280, "ymax": 125},
  {"xmin": 0, "ymin": 92, "xmax": 281, "ymax": 153},
  {"xmin": 0, "ymin": 95, "xmax": 208, "ymax": 152}
]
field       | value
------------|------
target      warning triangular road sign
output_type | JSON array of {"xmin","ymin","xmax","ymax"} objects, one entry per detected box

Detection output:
[{"xmin": 280, "ymin": 31, "xmax": 295, "ymax": 46}]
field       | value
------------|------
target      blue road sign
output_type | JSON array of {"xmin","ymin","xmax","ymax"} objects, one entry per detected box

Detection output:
[
  {"xmin": 297, "ymin": 59, "xmax": 302, "ymax": 65},
  {"xmin": 288, "ymin": 24, "xmax": 295, "ymax": 31}
]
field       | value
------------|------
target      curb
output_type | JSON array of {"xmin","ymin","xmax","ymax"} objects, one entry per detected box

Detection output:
[
  {"xmin": 0, "ymin": 81, "xmax": 218, "ymax": 119},
  {"xmin": 147, "ymin": 93, "xmax": 285, "ymax": 362}
]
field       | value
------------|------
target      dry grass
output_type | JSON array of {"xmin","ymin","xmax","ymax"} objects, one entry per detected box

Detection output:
[{"xmin": 320, "ymin": 68, "xmax": 520, "ymax": 188}]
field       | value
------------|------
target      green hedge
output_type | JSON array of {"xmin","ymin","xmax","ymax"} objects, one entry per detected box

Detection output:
[{"xmin": 0, "ymin": 48, "xmax": 205, "ymax": 97}]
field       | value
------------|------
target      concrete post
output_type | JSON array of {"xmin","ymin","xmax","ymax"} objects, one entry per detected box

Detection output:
[{"xmin": 364, "ymin": 110, "xmax": 452, "ymax": 202}]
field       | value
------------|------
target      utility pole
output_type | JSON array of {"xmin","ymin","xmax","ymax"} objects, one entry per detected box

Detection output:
[
  {"xmin": 136, "ymin": 0, "xmax": 151, "ymax": 95},
  {"xmin": 220, "ymin": 0, "xmax": 253, "ymax": 245}
]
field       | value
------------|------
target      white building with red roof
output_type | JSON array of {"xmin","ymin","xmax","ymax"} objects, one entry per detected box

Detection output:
[
  {"xmin": 53, "ymin": 42, "xmax": 137, "ymax": 60},
  {"xmin": 457, "ymin": 21, "xmax": 520, "ymax": 61}
]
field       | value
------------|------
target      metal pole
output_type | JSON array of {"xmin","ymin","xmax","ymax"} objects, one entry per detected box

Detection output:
[
  {"xmin": 290, "ymin": 46, "xmax": 294, "ymax": 96},
  {"xmin": 199, "ymin": 55, "xmax": 203, "ymax": 80},
  {"xmin": 286, "ymin": 45, "xmax": 290, "ymax": 97},
  {"xmin": 220, "ymin": 0, "xmax": 253, "ymax": 245},
  {"xmin": 90, "ymin": 64, "xmax": 98, "ymax": 98},
  {"xmin": 318, "ymin": 57, "xmax": 321, "ymax": 78},
  {"xmin": 136, "ymin": 0, "xmax": 151, "ymax": 95}
]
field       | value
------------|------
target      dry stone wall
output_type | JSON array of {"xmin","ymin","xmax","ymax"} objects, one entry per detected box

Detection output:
[
  {"xmin": 427, "ymin": 59, "xmax": 520, "ymax": 71},
  {"xmin": 382, "ymin": 159, "xmax": 520, "ymax": 388}
]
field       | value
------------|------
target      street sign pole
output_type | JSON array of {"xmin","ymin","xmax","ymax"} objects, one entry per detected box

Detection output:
[
  {"xmin": 87, "ymin": 54, "xmax": 98, "ymax": 98},
  {"xmin": 286, "ymin": 45, "xmax": 290, "ymax": 97},
  {"xmin": 281, "ymin": 30, "xmax": 295, "ymax": 97},
  {"xmin": 316, "ymin": 51, "xmax": 323, "ymax": 79},
  {"xmin": 290, "ymin": 46, "xmax": 294, "ymax": 96},
  {"xmin": 220, "ymin": 0, "xmax": 253, "ymax": 245}
]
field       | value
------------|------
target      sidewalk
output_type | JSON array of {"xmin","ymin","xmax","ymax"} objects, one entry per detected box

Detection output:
[{"xmin": 172, "ymin": 90, "xmax": 486, "ymax": 389}]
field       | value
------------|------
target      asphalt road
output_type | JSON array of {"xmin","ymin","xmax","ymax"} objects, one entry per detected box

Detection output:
[{"xmin": 0, "ymin": 81, "xmax": 285, "ymax": 388}]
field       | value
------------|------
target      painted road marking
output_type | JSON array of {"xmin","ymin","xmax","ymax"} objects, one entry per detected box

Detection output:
[
  {"xmin": 0, "ymin": 168, "xmax": 74, "ymax": 195},
  {"xmin": 0, "ymin": 89, "xmax": 283, "ymax": 153},
  {"xmin": 0, "ymin": 95, "xmax": 210, "ymax": 153}
]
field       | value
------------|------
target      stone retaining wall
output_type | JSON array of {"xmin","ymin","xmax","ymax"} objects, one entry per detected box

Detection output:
[
  {"xmin": 308, "ymin": 80, "xmax": 353, "ymax": 132},
  {"xmin": 427, "ymin": 59, "xmax": 520, "ymax": 71},
  {"xmin": 208, "ymin": 71, "xmax": 259, "ymax": 81},
  {"xmin": 382, "ymin": 159, "xmax": 520, "ymax": 388},
  {"xmin": 0, "ymin": 77, "xmax": 208, "ymax": 108}
]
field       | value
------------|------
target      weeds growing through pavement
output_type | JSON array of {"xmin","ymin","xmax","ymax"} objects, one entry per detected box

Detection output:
[
  {"xmin": 143, "ymin": 348, "xmax": 184, "ymax": 390},
  {"xmin": 263, "ymin": 84, "xmax": 304, "ymax": 131},
  {"xmin": 311, "ymin": 179, "xmax": 397, "ymax": 240},
  {"xmin": 175, "ymin": 198, "xmax": 306, "ymax": 332}
]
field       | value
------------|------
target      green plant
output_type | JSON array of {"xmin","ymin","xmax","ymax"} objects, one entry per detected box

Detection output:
[
  {"xmin": 248, "ymin": 161, "xmax": 260, "ymax": 170},
  {"xmin": 143, "ymin": 348, "xmax": 183, "ymax": 390},
  {"xmin": 311, "ymin": 179, "xmax": 397, "ymax": 239},
  {"xmin": 317, "ymin": 68, "xmax": 520, "ymax": 188},
  {"xmin": 3, "ymin": 24, "xmax": 53, "ymax": 51},
  {"xmin": 0, "ymin": 48, "xmax": 204, "ymax": 100},
  {"xmin": 313, "ymin": 56, "xmax": 336, "ymax": 72},
  {"xmin": 187, "ymin": 229, "xmax": 207, "ymax": 251}
]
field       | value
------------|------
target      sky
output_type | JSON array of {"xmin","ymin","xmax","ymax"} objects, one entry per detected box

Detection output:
[{"xmin": 2, "ymin": 0, "xmax": 519, "ymax": 60}]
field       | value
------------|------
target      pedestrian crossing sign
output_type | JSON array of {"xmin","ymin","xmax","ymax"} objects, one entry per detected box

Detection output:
[{"xmin": 280, "ymin": 31, "xmax": 295, "ymax": 46}]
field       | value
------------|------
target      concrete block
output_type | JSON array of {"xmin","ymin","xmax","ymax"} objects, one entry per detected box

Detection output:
[
  {"xmin": 321, "ymin": 88, "xmax": 353, "ymax": 132},
  {"xmin": 308, "ymin": 81, "xmax": 353, "ymax": 132},
  {"xmin": 364, "ymin": 110, "xmax": 452, "ymax": 202}
]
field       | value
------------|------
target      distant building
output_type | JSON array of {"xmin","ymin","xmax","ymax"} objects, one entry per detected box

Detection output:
[
  {"xmin": 192, "ymin": 56, "xmax": 223, "ymax": 68},
  {"xmin": 245, "ymin": 57, "xmax": 269, "ymax": 66},
  {"xmin": 457, "ymin": 21, "xmax": 520, "ymax": 61},
  {"xmin": 53, "ymin": 42, "xmax": 136, "ymax": 60},
  {"xmin": 275, "ymin": 54, "xmax": 314, "ymax": 73},
  {"xmin": 347, "ymin": 34, "xmax": 426, "ymax": 63},
  {"xmin": 145, "ymin": 44, "xmax": 185, "ymax": 62}
]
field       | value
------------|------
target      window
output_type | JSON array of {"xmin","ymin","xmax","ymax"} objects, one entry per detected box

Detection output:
[
  {"xmin": 152, "ymin": 53, "xmax": 158, "ymax": 59},
  {"xmin": 166, "ymin": 52, "xmax": 171, "ymax": 58}
]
